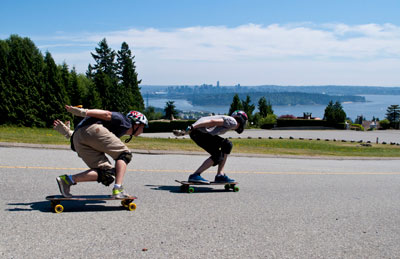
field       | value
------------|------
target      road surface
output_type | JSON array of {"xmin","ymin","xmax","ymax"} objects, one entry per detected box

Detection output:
[{"xmin": 1, "ymin": 146, "xmax": 400, "ymax": 258}]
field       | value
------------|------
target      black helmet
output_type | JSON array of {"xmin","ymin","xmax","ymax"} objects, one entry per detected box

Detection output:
[{"xmin": 231, "ymin": 110, "xmax": 248, "ymax": 134}]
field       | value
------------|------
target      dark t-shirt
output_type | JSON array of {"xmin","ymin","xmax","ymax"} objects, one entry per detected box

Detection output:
[{"xmin": 75, "ymin": 112, "xmax": 132, "ymax": 138}]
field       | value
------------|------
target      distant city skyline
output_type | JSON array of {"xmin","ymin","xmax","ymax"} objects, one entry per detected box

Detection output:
[{"xmin": 1, "ymin": 0, "xmax": 400, "ymax": 86}]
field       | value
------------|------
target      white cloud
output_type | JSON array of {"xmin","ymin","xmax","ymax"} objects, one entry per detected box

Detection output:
[{"xmin": 39, "ymin": 23, "xmax": 400, "ymax": 86}]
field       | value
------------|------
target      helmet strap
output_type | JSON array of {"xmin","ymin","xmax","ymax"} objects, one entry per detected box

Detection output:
[{"xmin": 125, "ymin": 125, "xmax": 140, "ymax": 143}]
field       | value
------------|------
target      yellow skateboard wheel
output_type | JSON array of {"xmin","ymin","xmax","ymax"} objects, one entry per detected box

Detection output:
[
  {"xmin": 128, "ymin": 202, "xmax": 137, "ymax": 211},
  {"xmin": 54, "ymin": 204, "xmax": 64, "ymax": 213}
]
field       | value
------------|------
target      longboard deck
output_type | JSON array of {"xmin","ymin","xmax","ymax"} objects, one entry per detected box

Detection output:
[
  {"xmin": 175, "ymin": 180, "xmax": 239, "ymax": 193},
  {"xmin": 46, "ymin": 195, "xmax": 137, "ymax": 213},
  {"xmin": 175, "ymin": 180, "xmax": 238, "ymax": 186}
]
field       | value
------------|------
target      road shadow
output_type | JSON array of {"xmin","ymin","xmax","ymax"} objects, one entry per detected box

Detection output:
[
  {"xmin": 145, "ymin": 184, "xmax": 181, "ymax": 193},
  {"xmin": 145, "ymin": 184, "xmax": 233, "ymax": 193},
  {"xmin": 7, "ymin": 200, "xmax": 133, "ymax": 213}
]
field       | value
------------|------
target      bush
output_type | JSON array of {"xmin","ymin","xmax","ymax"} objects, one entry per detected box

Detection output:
[
  {"xmin": 350, "ymin": 124, "xmax": 364, "ymax": 131},
  {"xmin": 259, "ymin": 114, "xmax": 277, "ymax": 129},
  {"xmin": 379, "ymin": 119, "xmax": 390, "ymax": 129}
]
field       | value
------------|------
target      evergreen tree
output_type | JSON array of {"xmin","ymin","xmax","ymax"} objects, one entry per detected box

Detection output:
[
  {"xmin": 258, "ymin": 96, "xmax": 273, "ymax": 117},
  {"xmin": 333, "ymin": 101, "xmax": 346, "ymax": 123},
  {"xmin": 89, "ymin": 38, "xmax": 119, "ymax": 110},
  {"xmin": 241, "ymin": 95, "xmax": 255, "ymax": 121},
  {"xmin": 42, "ymin": 51, "xmax": 70, "ymax": 126},
  {"xmin": 324, "ymin": 100, "xmax": 346, "ymax": 124},
  {"xmin": 164, "ymin": 101, "xmax": 178, "ymax": 120},
  {"xmin": 117, "ymin": 42, "xmax": 144, "ymax": 112},
  {"xmin": 68, "ymin": 67, "xmax": 83, "ymax": 106},
  {"xmin": 60, "ymin": 62, "xmax": 71, "ymax": 104},
  {"xmin": 323, "ymin": 101, "xmax": 334, "ymax": 122},
  {"xmin": 0, "ymin": 39, "xmax": 10, "ymax": 124},
  {"xmin": 385, "ymin": 104, "xmax": 400, "ymax": 129},
  {"xmin": 228, "ymin": 94, "xmax": 243, "ymax": 115},
  {"xmin": 6, "ymin": 35, "xmax": 45, "ymax": 126},
  {"xmin": 91, "ymin": 38, "xmax": 118, "ymax": 76}
]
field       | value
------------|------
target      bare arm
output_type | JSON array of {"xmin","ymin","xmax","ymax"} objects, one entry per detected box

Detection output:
[
  {"xmin": 86, "ymin": 109, "xmax": 112, "ymax": 121},
  {"xmin": 65, "ymin": 105, "xmax": 112, "ymax": 121},
  {"xmin": 192, "ymin": 118, "xmax": 224, "ymax": 129}
]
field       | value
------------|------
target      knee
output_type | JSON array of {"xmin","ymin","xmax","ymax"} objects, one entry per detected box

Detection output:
[
  {"xmin": 210, "ymin": 152, "xmax": 225, "ymax": 166},
  {"xmin": 117, "ymin": 151, "xmax": 132, "ymax": 164},
  {"xmin": 221, "ymin": 138, "xmax": 233, "ymax": 154},
  {"xmin": 96, "ymin": 168, "xmax": 115, "ymax": 186}
]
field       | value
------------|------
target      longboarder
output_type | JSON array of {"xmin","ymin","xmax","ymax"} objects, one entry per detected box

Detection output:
[
  {"xmin": 173, "ymin": 110, "xmax": 248, "ymax": 184},
  {"xmin": 53, "ymin": 105, "xmax": 148, "ymax": 198}
]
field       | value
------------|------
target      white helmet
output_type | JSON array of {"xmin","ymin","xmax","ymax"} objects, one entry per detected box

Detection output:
[{"xmin": 126, "ymin": 111, "xmax": 148, "ymax": 128}]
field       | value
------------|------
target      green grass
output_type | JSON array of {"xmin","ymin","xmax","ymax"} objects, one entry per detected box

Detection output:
[{"xmin": 1, "ymin": 126, "xmax": 399, "ymax": 157}]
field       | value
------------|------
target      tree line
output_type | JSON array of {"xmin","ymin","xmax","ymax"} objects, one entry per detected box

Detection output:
[
  {"xmin": 0, "ymin": 35, "xmax": 144, "ymax": 127},
  {"xmin": 1, "ymin": 34, "xmax": 398, "ymax": 129}
]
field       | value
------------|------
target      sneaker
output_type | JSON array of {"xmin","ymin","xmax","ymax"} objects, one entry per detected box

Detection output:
[
  {"xmin": 56, "ymin": 175, "xmax": 74, "ymax": 197},
  {"xmin": 112, "ymin": 186, "xmax": 131, "ymax": 198},
  {"xmin": 188, "ymin": 174, "xmax": 210, "ymax": 184},
  {"xmin": 214, "ymin": 174, "xmax": 235, "ymax": 183}
]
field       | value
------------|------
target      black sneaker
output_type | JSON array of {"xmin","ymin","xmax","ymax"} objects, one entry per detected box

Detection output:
[{"xmin": 214, "ymin": 174, "xmax": 235, "ymax": 183}]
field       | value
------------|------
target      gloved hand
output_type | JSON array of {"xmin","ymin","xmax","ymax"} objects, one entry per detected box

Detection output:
[
  {"xmin": 66, "ymin": 105, "xmax": 88, "ymax": 117},
  {"xmin": 53, "ymin": 119, "xmax": 73, "ymax": 139},
  {"xmin": 172, "ymin": 125, "xmax": 193, "ymax": 136}
]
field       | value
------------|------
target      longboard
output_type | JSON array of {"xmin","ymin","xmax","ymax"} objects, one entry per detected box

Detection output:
[
  {"xmin": 175, "ymin": 180, "xmax": 239, "ymax": 193},
  {"xmin": 46, "ymin": 195, "xmax": 137, "ymax": 213}
]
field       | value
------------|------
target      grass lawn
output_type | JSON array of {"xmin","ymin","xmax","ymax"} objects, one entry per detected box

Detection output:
[{"xmin": 1, "ymin": 126, "xmax": 399, "ymax": 157}]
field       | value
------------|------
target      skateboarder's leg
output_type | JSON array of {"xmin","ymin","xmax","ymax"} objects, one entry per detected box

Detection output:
[
  {"xmin": 188, "ymin": 130, "xmax": 222, "ymax": 183},
  {"xmin": 71, "ymin": 169, "xmax": 98, "ymax": 182},
  {"xmin": 193, "ymin": 157, "xmax": 214, "ymax": 175},
  {"xmin": 216, "ymin": 153, "xmax": 228, "ymax": 175},
  {"xmin": 114, "ymin": 159, "xmax": 127, "ymax": 185}
]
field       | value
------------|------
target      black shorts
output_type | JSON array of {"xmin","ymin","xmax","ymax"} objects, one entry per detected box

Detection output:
[{"xmin": 189, "ymin": 129, "xmax": 232, "ymax": 166}]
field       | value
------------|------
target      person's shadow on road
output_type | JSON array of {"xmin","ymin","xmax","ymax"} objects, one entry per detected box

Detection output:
[
  {"xmin": 145, "ymin": 184, "xmax": 230, "ymax": 193},
  {"xmin": 7, "ymin": 200, "xmax": 128, "ymax": 213}
]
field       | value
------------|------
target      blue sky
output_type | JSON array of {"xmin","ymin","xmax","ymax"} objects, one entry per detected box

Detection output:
[{"xmin": 1, "ymin": 0, "xmax": 400, "ymax": 86}]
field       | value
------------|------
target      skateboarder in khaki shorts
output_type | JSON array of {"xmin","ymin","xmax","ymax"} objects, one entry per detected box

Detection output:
[
  {"xmin": 53, "ymin": 105, "xmax": 148, "ymax": 198},
  {"xmin": 173, "ymin": 110, "xmax": 248, "ymax": 184}
]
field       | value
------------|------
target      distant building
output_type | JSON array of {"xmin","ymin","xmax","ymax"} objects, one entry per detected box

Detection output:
[{"xmin": 217, "ymin": 81, "xmax": 220, "ymax": 87}]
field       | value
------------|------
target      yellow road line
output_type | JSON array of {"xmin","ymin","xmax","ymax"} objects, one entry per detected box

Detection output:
[{"xmin": 1, "ymin": 165, "xmax": 399, "ymax": 175}]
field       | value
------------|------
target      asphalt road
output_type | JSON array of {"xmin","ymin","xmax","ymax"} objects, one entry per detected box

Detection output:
[{"xmin": 1, "ymin": 146, "xmax": 400, "ymax": 258}]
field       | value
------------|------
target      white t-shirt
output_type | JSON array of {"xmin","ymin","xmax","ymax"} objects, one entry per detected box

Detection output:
[{"xmin": 192, "ymin": 115, "xmax": 237, "ymax": 136}]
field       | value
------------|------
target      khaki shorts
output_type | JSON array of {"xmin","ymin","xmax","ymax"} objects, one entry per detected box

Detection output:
[{"xmin": 73, "ymin": 124, "xmax": 130, "ymax": 169}]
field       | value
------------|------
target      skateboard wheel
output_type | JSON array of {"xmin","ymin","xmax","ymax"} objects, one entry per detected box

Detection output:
[
  {"xmin": 54, "ymin": 204, "xmax": 64, "ymax": 213},
  {"xmin": 233, "ymin": 186, "xmax": 239, "ymax": 192},
  {"xmin": 180, "ymin": 185, "xmax": 187, "ymax": 192},
  {"xmin": 224, "ymin": 184, "xmax": 230, "ymax": 191},
  {"xmin": 188, "ymin": 187, "xmax": 195, "ymax": 193},
  {"xmin": 128, "ymin": 202, "xmax": 137, "ymax": 211}
]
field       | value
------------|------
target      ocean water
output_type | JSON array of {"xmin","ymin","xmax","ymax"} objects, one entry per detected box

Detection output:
[{"xmin": 146, "ymin": 94, "xmax": 399, "ymax": 121}]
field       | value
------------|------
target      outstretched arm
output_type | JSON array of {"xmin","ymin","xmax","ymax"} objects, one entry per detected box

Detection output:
[
  {"xmin": 192, "ymin": 118, "xmax": 224, "ymax": 129},
  {"xmin": 65, "ymin": 105, "xmax": 112, "ymax": 121},
  {"xmin": 173, "ymin": 118, "xmax": 224, "ymax": 136}
]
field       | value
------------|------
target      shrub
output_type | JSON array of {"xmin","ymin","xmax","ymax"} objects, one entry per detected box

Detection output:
[
  {"xmin": 259, "ymin": 114, "xmax": 277, "ymax": 129},
  {"xmin": 350, "ymin": 124, "xmax": 364, "ymax": 131},
  {"xmin": 379, "ymin": 119, "xmax": 390, "ymax": 129}
]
